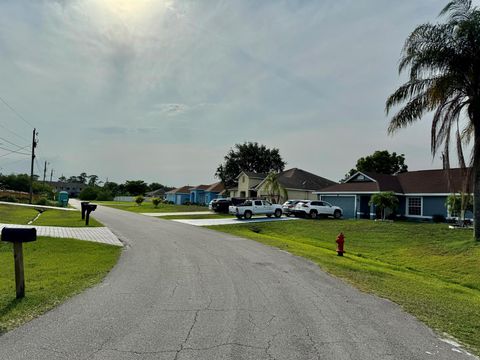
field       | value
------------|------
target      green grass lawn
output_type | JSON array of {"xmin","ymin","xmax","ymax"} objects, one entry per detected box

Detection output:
[
  {"xmin": 209, "ymin": 219, "xmax": 480, "ymax": 354},
  {"xmin": 96, "ymin": 201, "xmax": 207, "ymax": 213},
  {"xmin": 0, "ymin": 204, "xmax": 102, "ymax": 227},
  {"xmin": 0, "ymin": 237, "xmax": 121, "ymax": 333}
]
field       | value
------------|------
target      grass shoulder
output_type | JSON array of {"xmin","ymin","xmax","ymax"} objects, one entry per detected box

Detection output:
[
  {"xmin": 0, "ymin": 204, "xmax": 103, "ymax": 227},
  {"xmin": 208, "ymin": 219, "xmax": 480, "ymax": 355},
  {"xmin": 96, "ymin": 201, "xmax": 207, "ymax": 213},
  {"xmin": 0, "ymin": 236, "xmax": 121, "ymax": 333}
]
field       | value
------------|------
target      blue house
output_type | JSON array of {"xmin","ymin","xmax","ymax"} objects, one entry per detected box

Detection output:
[
  {"xmin": 190, "ymin": 182, "xmax": 225, "ymax": 205},
  {"xmin": 204, "ymin": 182, "xmax": 225, "ymax": 205},
  {"xmin": 314, "ymin": 168, "xmax": 471, "ymax": 220},
  {"xmin": 165, "ymin": 186, "xmax": 193, "ymax": 205}
]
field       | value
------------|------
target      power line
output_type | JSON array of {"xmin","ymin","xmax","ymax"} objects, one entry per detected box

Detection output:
[
  {"xmin": 0, "ymin": 122, "xmax": 29, "ymax": 142},
  {"xmin": 0, "ymin": 94, "xmax": 35, "ymax": 129},
  {"xmin": 0, "ymin": 144, "xmax": 30, "ymax": 156},
  {"xmin": 0, "ymin": 135, "xmax": 30, "ymax": 150}
]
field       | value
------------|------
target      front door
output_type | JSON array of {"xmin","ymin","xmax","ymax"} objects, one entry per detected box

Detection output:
[{"xmin": 359, "ymin": 196, "xmax": 371, "ymax": 219}]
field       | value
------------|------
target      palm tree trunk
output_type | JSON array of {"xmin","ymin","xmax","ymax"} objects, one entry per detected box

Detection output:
[{"xmin": 474, "ymin": 123, "xmax": 480, "ymax": 240}]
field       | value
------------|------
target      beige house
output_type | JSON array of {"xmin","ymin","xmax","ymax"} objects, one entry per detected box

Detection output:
[{"xmin": 229, "ymin": 168, "xmax": 336, "ymax": 203}]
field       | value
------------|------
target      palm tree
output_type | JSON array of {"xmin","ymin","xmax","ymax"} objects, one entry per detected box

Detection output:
[
  {"xmin": 263, "ymin": 172, "xmax": 288, "ymax": 204},
  {"xmin": 386, "ymin": 0, "xmax": 480, "ymax": 240}
]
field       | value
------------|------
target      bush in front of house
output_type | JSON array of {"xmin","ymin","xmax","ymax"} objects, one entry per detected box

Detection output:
[
  {"xmin": 152, "ymin": 197, "xmax": 161, "ymax": 208},
  {"xmin": 432, "ymin": 214, "xmax": 446, "ymax": 223},
  {"xmin": 134, "ymin": 195, "xmax": 145, "ymax": 206},
  {"xmin": 0, "ymin": 195, "xmax": 18, "ymax": 203},
  {"xmin": 79, "ymin": 187, "xmax": 98, "ymax": 201},
  {"xmin": 35, "ymin": 197, "xmax": 48, "ymax": 206}
]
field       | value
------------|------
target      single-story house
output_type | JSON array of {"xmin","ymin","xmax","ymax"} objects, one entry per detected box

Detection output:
[
  {"xmin": 146, "ymin": 188, "xmax": 166, "ymax": 198},
  {"xmin": 165, "ymin": 186, "xmax": 193, "ymax": 205},
  {"xmin": 204, "ymin": 182, "xmax": 225, "ymax": 204},
  {"xmin": 190, "ymin": 182, "xmax": 225, "ymax": 205},
  {"xmin": 229, "ymin": 168, "xmax": 336, "ymax": 203},
  {"xmin": 315, "ymin": 168, "xmax": 471, "ymax": 220}
]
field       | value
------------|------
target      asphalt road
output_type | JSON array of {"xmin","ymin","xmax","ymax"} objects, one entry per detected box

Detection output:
[{"xmin": 0, "ymin": 205, "xmax": 476, "ymax": 359}]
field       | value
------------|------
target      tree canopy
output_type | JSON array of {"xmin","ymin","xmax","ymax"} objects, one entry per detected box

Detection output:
[
  {"xmin": 386, "ymin": 0, "xmax": 480, "ymax": 239},
  {"xmin": 344, "ymin": 150, "xmax": 408, "ymax": 180},
  {"xmin": 216, "ymin": 142, "xmax": 286, "ymax": 188}
]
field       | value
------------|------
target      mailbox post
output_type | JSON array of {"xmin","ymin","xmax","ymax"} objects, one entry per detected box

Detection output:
[
  {"xmin": 1, "ymin": 228, "xmax": 37, "ymax": 299},
  {"xmin": 81, "ymin": 201, "xmax": 90, "ymax": 220},
  {"xmin": 85, "ymin": 204, "xmax": 97, "ymax": 226}
]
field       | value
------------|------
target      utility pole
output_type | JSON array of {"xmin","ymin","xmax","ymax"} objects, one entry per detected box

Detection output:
[
  {"xmin": 43, "ymin": 161, "xmax": 47, "ymax": 184},
  {"xmin": 29, "ymin": 128, "xmax": 38, "ymax": 204},
  {"xmin": 50, "ymin": 168, "xmax": 54, "ymax": 183}
]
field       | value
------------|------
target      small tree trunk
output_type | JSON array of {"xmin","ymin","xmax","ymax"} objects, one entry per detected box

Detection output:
[{"xmin": 474, "ymin": 123, "xmax": 480, "ymax": 240}]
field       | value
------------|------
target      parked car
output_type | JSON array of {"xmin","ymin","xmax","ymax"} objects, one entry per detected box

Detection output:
[
  {"xmin": 229, "ymin": 199, "xmax": 283, "ymax": 219},
  {"xmin": 212, "ymin": 197, "xmax": 246, "ymax": 213},
  {"xmin": 293, "ymin": 200, "xmax": 342, "ymax": 219},
  {"xmin": 282, "ymin": 199, "xmax": 305, "ymax": 217}
]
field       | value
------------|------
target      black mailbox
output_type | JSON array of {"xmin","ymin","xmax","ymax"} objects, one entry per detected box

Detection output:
[
  {"xmin": 1, "ymin": 228, "xmax": 37, "ymax": 243},
  {"xmin": 2, "ymin": 227, "xmax": 37, "ymax": 299},
  {"xmin": 85, "ymin": 204, "xmax": 97, "ymax": 226},
  {"xmin": 81, "ymin": 201, "xmax": 90, "ymax": 220}
]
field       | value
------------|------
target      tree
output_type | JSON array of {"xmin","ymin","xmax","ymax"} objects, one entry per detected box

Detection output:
[
  {"xmin": 369, "ymin": 192, "xmax": 399, "ymax": 220},
  {"xmin": 386, "ymin": 0, "xmax": 480, "ymax": 239},
  {"xmin": 58, "ymin": 175, "xmax": 67, "ymax": 182},
  {"xmin": 263, "ymin": 172, "xmax": 288, "ymax": 204},
  {"xmin": 125, "ymin": 180, "xmax": 148, "ymax": 196},
  {"xmin": 88, "ymin": 175, "xmax": 99, "ymax": 187},
  {"xmin": 216, "ymin": 142, "xmax": 286, "ymax": 188},
  {"xmin": 344, "ymin": 150, "xmax": 408, "ymax": 180},
  {"xmin": 103, "ymin": 181, "xmax": 120, "ymax": 196},
  {"xmin": 67, "ymin": 176, "xmax": 79, "ymax": 183},
  {"xmin": 78, "ymin": 172, "xmax": 88, "ymax": 184},
  {"xmin": 79, "ymin": 187, "xmax": 98, "ymax": 201}
]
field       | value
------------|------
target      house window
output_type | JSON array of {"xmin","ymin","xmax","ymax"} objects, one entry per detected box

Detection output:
[{"xmin": 407, "ymin": 197, "xmax": 422, "ymax": 216}]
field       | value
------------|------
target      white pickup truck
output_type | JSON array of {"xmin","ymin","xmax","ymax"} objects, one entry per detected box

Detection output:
[{"xmin": 229, "ymin": 200, "xmax": 283, "ymax": 219}]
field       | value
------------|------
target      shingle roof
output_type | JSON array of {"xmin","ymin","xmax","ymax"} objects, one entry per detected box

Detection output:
[
  {"xmin": 238, "ymin": 171, "xmax": 268, "ymax": 179},
  {"xmin": 166, "ymin": 186, "xmax": 193, "ymax": 194},
  {"xmin": 146, "ymin": 188, "xmax": 166, "ymax": 197},
  {"xmin": 318, "ymin": 168, "xmax": 470, "ymax": 194},
  {"xmin": 191, "ymin": 184, "xmax": 210, "ymax": 191},
  {"xmin": 276, "ymin": 168, "xmax": 336, "ymax": 190},
  {"xmin": 205, "ymin": 181, "xmax": 225, "ymax": 193}
]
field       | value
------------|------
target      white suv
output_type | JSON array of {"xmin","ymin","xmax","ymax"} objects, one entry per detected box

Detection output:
[{"xmin": 293, "ymin": 200, "xmax": 342, "ymax": 219}]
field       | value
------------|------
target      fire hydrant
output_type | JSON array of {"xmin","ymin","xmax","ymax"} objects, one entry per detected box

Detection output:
[{"xmin": 336, "ymin": 232, "xmax": 345, "ymax": 256}]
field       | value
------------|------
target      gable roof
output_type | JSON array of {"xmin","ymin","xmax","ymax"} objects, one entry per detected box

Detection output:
[
  {"xmin": 191, "ymin": 184, "xmax": 210, "ymax": 191},
  {"xmin": 146, "ymin": 188, "xmax": 166, "ymax": 197},
  {"xmin": 256, "ymin": 168, "xmax": 336, "ymax": 191},
  {"xmin": 205, "ymin": 181, "xmax": 225, "ymax": 193},
  {"xmin": 166, "ymin": 185, "xmax": 193, "ymax": 194},
  {"xmin": 237, "ymin": 171, "xmax": 268, "ymax": 180},
  {"xmin": 317, "ymin": 168, "xmax": 470, "ymax": 194}
]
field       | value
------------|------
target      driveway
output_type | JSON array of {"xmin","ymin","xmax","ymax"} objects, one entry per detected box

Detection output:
[
  {"xmin": 0, "ymin": 204, "xmax": 475, "ymax": 359},
  {"xmin": 173, "ymin": 216, "xmax": 299, "ymax": 226}
]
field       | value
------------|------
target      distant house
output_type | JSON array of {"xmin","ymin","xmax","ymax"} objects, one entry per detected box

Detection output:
[
  {"xmin": 229, "ymin": 168, "xmax": 336, "ymax": 203},
  {"xmin": 204, "ymin": 182, "xmax": 225, "ymax": 204},
  {"xmin": 189, "ymin": 184, "xmax": 210, "ymax": 204},
  {"xmin": 165, "ymin": 186, "xmax": 193, "ymax": 205},
  {"xmin": 315, "ymin": 168, "xmax": 471, "ymax": 220},
  {"xmin": 146, "ymin": 188, "xmax": 166, "ymax": 198},
  {"xmin": 49, "ymin": 181, "xmax": 86, "ymax": 197}
]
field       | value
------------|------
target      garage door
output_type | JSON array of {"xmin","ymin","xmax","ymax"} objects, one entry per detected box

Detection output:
[{"xmin": 321, "ymin": 196, "xmax": 356, "ymax": 219}]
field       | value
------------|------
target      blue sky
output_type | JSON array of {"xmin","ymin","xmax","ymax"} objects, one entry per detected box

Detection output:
[{"xmin": 0, "ymin": 0, "xmax": 467, "ymax": 185}]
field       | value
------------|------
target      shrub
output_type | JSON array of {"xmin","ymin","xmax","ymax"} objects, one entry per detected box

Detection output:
[
  {"xmin": 135, "ymin": 195, "xmax": 145, "ymax": 206},
  {"xmin": 96, "ymin": 190, "xmax": 113, "ymax": 201},
  {"xmin": 183, "ymin": 201, "xmax": 192, "ymax": 205},
  {"xmin": 152, "ymin": 198, "xmax": 161, "ymax": 208},
  {"xmin": 0, "ymin": 195, "xmax": 18, "ymax": 203},
  {"xmin": 35, "ymin": 197, "xmax": 48, "ymax": 205},
  {"xmin": 79, "ymin": 187, "xmax": 98, "ymax": 201}
]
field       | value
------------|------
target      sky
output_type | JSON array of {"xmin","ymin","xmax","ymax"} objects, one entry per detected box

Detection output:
[{"xmin": 0, "ymin": 0, "xmax": 472, "ymax": 185}]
